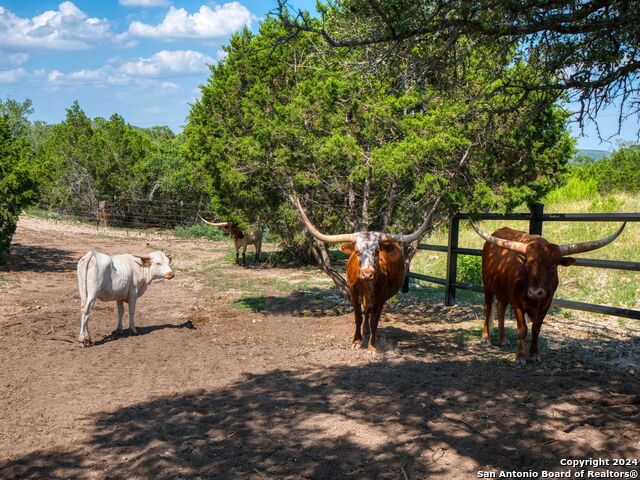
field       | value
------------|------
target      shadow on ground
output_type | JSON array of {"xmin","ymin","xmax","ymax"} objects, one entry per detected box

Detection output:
[
  {"xmin": 237, "ymin": 287, "xmax": 349, "ymax": 317},
  {"xmin": 2, "ymin": 335, "xmax": 638, "ymax": 479},
  {"xmin": 90, "ymin": 321, "xmax": 196, "ymax": 346},
  {"xmin": 2, "ymin": 243, "xmax": 78, "ymax": 273}
]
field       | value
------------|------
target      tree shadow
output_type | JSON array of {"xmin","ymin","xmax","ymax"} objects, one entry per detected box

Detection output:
[
  {"xmin": 2, "ymin": 347, "xmax": 638, "ymax": 479},
  {"xmin": 90, "ymin": 320, "xmax": 196, "ymax": 346},
  {"xmin": 237, "ymin": 287, "xmax": 349, "ymax": 317},
  {"xmin": 1, "ymin": 243, "xmax": 78, "ymax": 273}
]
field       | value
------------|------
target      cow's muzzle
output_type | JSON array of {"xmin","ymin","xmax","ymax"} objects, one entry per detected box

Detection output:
[
  {"xmin": 527, "ymin": 287, "xmax": 546, "ymax": 300},
  {"xmin": 164, "ymin": 271, "xmax": 175, "ymax": 280},
  {"xmin": 359, "ymin": 268, "xmax": 375, "ymax": 281}
]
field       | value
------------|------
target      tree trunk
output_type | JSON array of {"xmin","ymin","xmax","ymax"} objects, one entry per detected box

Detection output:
[{"xmin": 309, "ymin": 240, "xmax": 350, "ymax": 298}]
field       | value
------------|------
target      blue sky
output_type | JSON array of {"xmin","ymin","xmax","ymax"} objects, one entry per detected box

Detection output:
[{"xmin": 0, "ymin": 1, "xmax": 637, "ymax": 150}]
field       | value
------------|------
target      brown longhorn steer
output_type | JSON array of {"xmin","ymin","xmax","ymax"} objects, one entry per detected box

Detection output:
[
  {"xmin": 294, "ymin": 198, "xmax": 435, "ymax": 354},
  {"xmin": 199, "ymin": 216, "xmax": 263, "ymax": 264},
  {"xmin": 470, "ymin": 222, "xmax": 626, "ymax": 364}
]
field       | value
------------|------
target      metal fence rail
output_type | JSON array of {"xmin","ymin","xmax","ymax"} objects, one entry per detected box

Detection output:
[{"xmin": 404, "ymin": 202, "xmax": 640, "ymax": 320}]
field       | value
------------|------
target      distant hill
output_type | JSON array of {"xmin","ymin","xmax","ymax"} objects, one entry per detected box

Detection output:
[{"xmin": 573, "ymin": 149, "xmax": 610, "ymax": 162}]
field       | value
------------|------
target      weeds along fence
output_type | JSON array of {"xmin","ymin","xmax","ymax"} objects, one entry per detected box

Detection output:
[
  {"xmin": 403, "ymin": 202, "xmax": 640, "ymax": 320},
  {"xmin": 34, "ymin": 198, "xmax": 214, "ymax": 229}
]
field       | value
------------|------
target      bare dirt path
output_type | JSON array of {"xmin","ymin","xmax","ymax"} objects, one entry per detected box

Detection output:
[{"xmin": 0, "ymin": 215, "xmax": 638, "ymax": 479}]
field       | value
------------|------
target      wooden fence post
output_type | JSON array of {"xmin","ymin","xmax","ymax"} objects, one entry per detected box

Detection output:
[
  {"xmin": 445, "ymin": 216, "xmax": 460, "ymax": 306},
  {"xmin": 402, "ymin": 272, "xmax": 410, "ymax": 293},
  {"xmin": 529, "ymin": 202, "xmax": 544, "ymax": 235}
]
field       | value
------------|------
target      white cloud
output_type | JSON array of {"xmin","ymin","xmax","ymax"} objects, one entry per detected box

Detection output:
[
  {"xmin": 2, "ymin": 49, "xmax": 217, "ymax": 93},
  {"xmin": 0, "ymin": 2, "xmax": 112, "ymax": 50},
  {"xmin": 0, "ymin": 67, "xmax": 27, "ymax": 82},
  {"xmin": 0, "ymin": 52, "xmax": 29, "ymax": 68},
  {"xmin": 128, "ymin": 3, "xmax": 253, "ymax": 39},
  {"xmin": 119, "ymin": 0, "xmax": 168, "ymax": 6},
  {"xmin": 120, "ymin": 50, "xmax": 214, "ymax": 76}
]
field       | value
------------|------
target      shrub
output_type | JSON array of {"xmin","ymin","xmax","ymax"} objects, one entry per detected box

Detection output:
[
  {"xmin": 173, "ymin": 223, "xmax": 227, "ymax": 241},
  {"xmin": 457, "ymin": 255, "xmax": 483, "ymax": 285},
  {"xmin": 591, "ymin": 143, "xmax": 640, "ymax": 194},
  {"xmin": 0, "ymin": 116, "xmax": 36, "ymax": 263}
]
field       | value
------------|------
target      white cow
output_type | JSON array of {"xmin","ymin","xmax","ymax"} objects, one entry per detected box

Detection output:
[{"xmin": 77, "ymin": 250, "xmax": 174, "ymax": 345}]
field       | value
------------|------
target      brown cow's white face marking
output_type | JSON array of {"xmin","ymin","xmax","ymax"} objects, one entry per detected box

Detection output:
[{"xmin": 354, "ymin": 232, "xmax": 383, "ymax": 281}]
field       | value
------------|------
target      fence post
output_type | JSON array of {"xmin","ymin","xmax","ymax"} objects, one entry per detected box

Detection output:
[
  {"xmin": 402, "ymin": 272, "xmax": 410, "ymax": 293},
  {"xmin": 529, "ymin": 202, "xmax": 544, "ymax": 235},
  {"xmin": 445, "ymin": 216, "xmax": 460, "ymax": 306}
]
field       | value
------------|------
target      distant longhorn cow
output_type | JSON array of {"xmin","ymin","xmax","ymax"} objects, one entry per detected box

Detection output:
[
  {"xmin": 294, "ymin": 197, "xmax": 435, "ymax": 354},
  {"xmin": 199, "ymin": 216, "xmax": 263, "ymax": 265},
  {"xmin": 470, "ymin": 221, "xmax": 626, "ymax": 364}
]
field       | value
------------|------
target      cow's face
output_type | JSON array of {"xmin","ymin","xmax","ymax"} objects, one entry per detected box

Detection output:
[
  {"xmin": 148, "ymin": 251, "xmax": 175, "ymax": 280},
  {"xmin": 524, "ymin": 243, "xmax": 575, "ymax": 300},
  {"xmin": 341, "ymin": 232, "xmax": 395, "ymax": 282}
]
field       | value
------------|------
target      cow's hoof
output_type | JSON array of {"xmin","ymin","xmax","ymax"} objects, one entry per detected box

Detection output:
[
  {"xmin": 79, "ymin": 336, "xmax": 92, "ymax": 346},
  {"xmin": 500, "ymin": 338, "xmax": 512, "ymax": 347},
  {"xmin": 528, "ymin": 354, "xmax": 542, "ymax": 364},
  {"xmin": 130, "ymin": 328, "xmax": 138, "ymax": 335},
  {"xmin": 515, "ymin": 356, "xmax": 526, "ymax": 365},
  {"xmin": 366, "ymin": 346, "xmax": 378, "ymax": 355},
  {"xmin": 351, "ymin": 341, "xmax": 362, "ymax": 350},
  {"xmin": 114, "ymin": 328, "xmax": 123, "ymax": 336},
  {"xmin": 481, "ymin": 336, "xmax": 491, "ymax": 345}
]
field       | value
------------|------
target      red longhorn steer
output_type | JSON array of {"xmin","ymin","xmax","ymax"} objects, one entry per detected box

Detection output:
[
  {"xmin": 471, "ymin": 222, "xmax": 626, "ymax": 364},
  {"xmin": 294, "ymin": 198, "xmax": 434, "ymax": 354},
  {"xmin": 199, "ymin": 216, "xmax": 263, "ymax": 264}
]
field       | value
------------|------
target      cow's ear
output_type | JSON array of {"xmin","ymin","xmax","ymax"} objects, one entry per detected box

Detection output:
[
  {"xmin": 340, "ymin": 242, "xmax": 356, "ymax": 254},
  {"xmin": 135, "ymin": 255, "xmax": 152, "ymax": 267},
  {"xmin": 560, "ymin": 257, "xmax": 576, "ymax": 267}
]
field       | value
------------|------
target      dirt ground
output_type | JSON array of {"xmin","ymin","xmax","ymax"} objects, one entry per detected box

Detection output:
[{"xmin": 1, "ymin": 215, "xmax": 639, "ymax": 480}]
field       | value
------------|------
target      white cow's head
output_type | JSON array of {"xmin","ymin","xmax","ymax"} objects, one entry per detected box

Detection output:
[{"xmin": 138, "ymin": 251, "xmax": 174, "ymax": 280}]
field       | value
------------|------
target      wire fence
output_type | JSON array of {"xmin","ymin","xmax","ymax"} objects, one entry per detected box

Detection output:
[{"xmin": 35, "ymin": 198, "xmax": 214, "ymax": 230}]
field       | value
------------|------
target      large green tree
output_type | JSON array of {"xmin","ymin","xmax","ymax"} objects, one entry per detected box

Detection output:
[
  {"xmin": 0, "ymin": 115, "xmax": 36, "ymax": 262},
  {"xmin": 279, "ymin": 0, "xmax": 640, "ymax": 131},
  {"xmin": 186, "ymin": 18, "xmax": 574, "ymax": 294}
]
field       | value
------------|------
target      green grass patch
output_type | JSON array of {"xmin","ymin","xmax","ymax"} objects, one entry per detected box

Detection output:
[{"xmin": 173, "ymin": 223, "xmax": 227, "ymax": 241}]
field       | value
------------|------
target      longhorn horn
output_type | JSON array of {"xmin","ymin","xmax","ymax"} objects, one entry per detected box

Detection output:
[
  {"xmin": 558, "ymin": 223, "xmax": 626, "ymax": 256},
  {"xmin": 469, "ymin": 220, "xmax": 528, "ymax": 254},
  {"xmin": 198, "ymin": 215, "xmax": 230, "ymax": 227},
  {"xmin": 292, "ymin": 197, "xmax": 355, "ymax": 244},
  {"xmin": 380, "ymin": 196, "xmax": 443, "ymax": 243}
]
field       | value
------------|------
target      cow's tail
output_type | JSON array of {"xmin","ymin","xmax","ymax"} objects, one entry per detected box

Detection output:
[{"xmin": 77, "ymin": 251, "xmax": 94, "ymax": 310}]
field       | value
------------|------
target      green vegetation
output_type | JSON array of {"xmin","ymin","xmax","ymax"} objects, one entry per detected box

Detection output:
[
  {"xmin": 0, "ymin": 103, "xmax": 37, "ymax": 262},
  {"xmin": 184, "ymin": 15, "xmax": 573, "ymax": 290},
  {"xmin": 173, "ymin": 224, "xmax": 227, "ymax": 241}
]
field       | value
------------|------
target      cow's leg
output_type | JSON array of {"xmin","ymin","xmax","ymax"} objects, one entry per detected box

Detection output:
[
  {"xmin": 352, "ymin": 302, "xmax": 364, "ymax": 349},
  {"xmin": 128, "ymin": 296, "xmax": 138, "ymax": 335},
  {"xmin": 255, "ymin": 240, "xmax": 262, "ymax": 263},
  {"xmin": 481, "ymin": 290, "xmax": 494, "ymax": 344},
  {"xmin": 512, "ymin": 305, "xmax": 528, "ymax": 364},
  {"xmin": 367, "ymin": 303, "xmax": 384, "ymax": 355},
  {"xmin": 115, "ymin": 300, "xmax": 124, "ymax": 334},
  {"xmin": 528, "ymin": 309, "xmax": 547, "ymax": 364},
  {"xmin": 79, "ymin": 297, "xmax": 96, "ymax": 345},
  {"xmin": 362, "ymin": 305, "xmax": 371, "ymax": 339},
  {"xmin": 242, "ymin": 243, "xmax": 247, "ymax": 265},
  {"xmin": 497, "ymin": 300, "xmax": 510, "ymax": 346}
]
